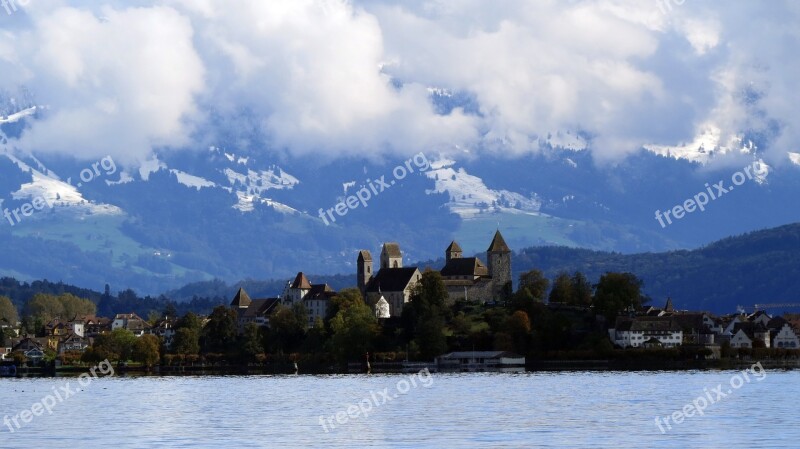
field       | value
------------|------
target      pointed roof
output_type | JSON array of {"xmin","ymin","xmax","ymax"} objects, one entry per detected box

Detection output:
[
  {"xmin": 487, "ymin": 230, "xmax": 510, "ymax": 252},
  {"xmin": 358, "ymin": 250, "xmax": 372, "ymax": 261},
  {"xmin": 290, "ymin": 272, "xmax": 313, "ymax": 289},
  {"xmin": 446, "ymin": 240, "xmax": 463, "ymax": 253},
  {"xmin": 381, "ymin": 243, "xmax": 402, "ymax": 258},
  {"xmin": 664, "ymin": 297, "xmax": 674, "ymax": 312},
  {"xmin": 230, "ymin": 287, "xmax": 252, "ymax": 308}
]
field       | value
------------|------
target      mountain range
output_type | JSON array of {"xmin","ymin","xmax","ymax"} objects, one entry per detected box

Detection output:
[{"xmin": 2, "ymin": 103, "xmax": 800, "ymax": 297}]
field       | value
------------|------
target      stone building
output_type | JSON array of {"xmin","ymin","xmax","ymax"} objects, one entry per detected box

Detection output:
[{"xmin": 357, "ymin": 231, "xmax": 513, "ymax": 315}]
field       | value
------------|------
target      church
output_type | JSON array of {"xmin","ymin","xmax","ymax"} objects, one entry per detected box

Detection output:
[{"xmin": 357, "ymin": 231, "xmax": 512, "ymax": 318}]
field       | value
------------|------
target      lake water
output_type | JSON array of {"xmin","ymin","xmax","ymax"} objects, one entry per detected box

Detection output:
[{"xmin": 0, "ymin": 369, "xmax": 797, "ymax": 448}]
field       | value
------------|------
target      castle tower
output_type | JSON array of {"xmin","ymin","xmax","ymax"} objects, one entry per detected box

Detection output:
[
  {"xmin": 357, "ymin": 250, "xmax": 373, "ymax": 299},
  {"xmin": 487, "ymin": 230, "xmax": 512, "ymax": 300},
  {"xmin": 380, "ymin": 243, "xmax": 403, "ymax": 269},
  {"xmin": 445, "ymin": 240, "xmax": 463, "ymax": 263}
]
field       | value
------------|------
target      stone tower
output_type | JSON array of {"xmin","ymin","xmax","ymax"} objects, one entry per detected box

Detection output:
[
  {"xmin": 380, "ymin": 243, "xmax": 403, "ymax": 269},
  {"xmin": 487, "ymin": 230, "xmax": 512, "ymax": 300},
  {"xmin": 445, "ymin": 240, "xmax": 463, "ymax": 263},
  {"xmin": 357, "ymin": 250, "xmax": 373, "ymax": 299}
]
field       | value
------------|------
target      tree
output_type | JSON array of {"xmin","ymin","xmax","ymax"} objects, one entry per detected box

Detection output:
[
  {"xmin": 269, "ymin": 304, "xmax": 307, "ymax": 354},
  {"xmin": 58, "ymin": 293, "xmax": 96, "ymax": 318},
  {"xmin": 571, "ymin": 272, "xmax": 593, "ymax": 307},
  {"xmin": 203, "ymin": 306, "xmax": 238, "ymax": 353},
  {"xmin": 91, "ymin": 328, "xmax": 137, "ymax": 362},
  {"xmin": 548, "ymin": 272, "xmax": 574, "ymax": 304},
  {"xmin": 405, "ymin": 270, "xmax": 449, "ymax": 360},
  {"xmin": 0, "ymin": 296, "xmax": 18, "ymax": 325},
  {"xmin": 176, "ymin": 312, "xmax": 202, "ymax": 333},
  {"xmin": 26, "ymin": 294, "xmax": 64, "ymax": 322},
  {"xmin": 593, "ymin": 272, "xmax": 647, "ymax": 323},
  {"xmin": 240, "ymin": 323, "xmax": 264, "ymax": 361},
  {"xmin": 172, "ymin": 328, "xmax": 200, "ymax": 355},
  {"xmin": 330, "ymin": 300, "xmax": 378, "ymax": 362},
  {"xmin": 325, "ymin": 288, "xmax": 364, "ymax": 324},
  {"xmin": 518, "ymin": 270, "xmax": 549, "ymax": 301},
  {"xmin": 133, "ymin": 334, "xmax": 161, "ymax": 367},
  {"xmin": 505, "ymin": 311, "xmax": 531, "ymax": 354},
  {"xmin": 163, "ymin": 303, "xmax": 178, "ymax": 320}
]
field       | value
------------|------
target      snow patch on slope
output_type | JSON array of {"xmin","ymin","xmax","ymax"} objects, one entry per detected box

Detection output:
[
  {"xmin": 425, "ymin": 159, "xmax": 541, "ymax": 219},
  {"xmin": 170, "ymin": 169, "xmax": 216, "ymax": 190},
  {"xmin": 645, "ymin": 125, "xmax": 756, "ymax": 164}
]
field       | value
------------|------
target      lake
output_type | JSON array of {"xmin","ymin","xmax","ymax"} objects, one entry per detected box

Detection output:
[{"xmin": 0, "ymin": 368, "xmax": 797, "ymax": 448}]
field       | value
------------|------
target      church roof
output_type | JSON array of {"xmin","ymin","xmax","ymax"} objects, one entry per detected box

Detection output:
[
  {"xmin": 230, "ymin": 288, "xmax": 252, "ymax": 308},
  {"xmin": 381, "ymin": 243, "xmax": 402, "ymax": 258},
  {"xmin": 290, "ymin": 272, "xmax": 313, "ymax": 289},
  {"xmin": 664, "ymin": 297, "xmax": 674, "ymax": 312},
  {"xmin": 487, "ymin": 230, "xmax": 511, "ymax": 252},
  {"xmin": 366, "ymin": 267, "xmax": 419, "ymax": 293},
  {"xmin": 446, "ymin": 240, "xmax": 463, "ymax": 253},
  {"xmin": 441, "ymin": 257, "xmax": 489, "ymax": 277},
  {"xmin": 358, "ymin": 250, "xmax": 372, "ymax": 261},
  {"xmin": 306, "ymin": 284, "xmax": 336, "ymax": 300},
  {"xmin": 242, "ymin": 298, "xmax": 281, "ymax": 319}
]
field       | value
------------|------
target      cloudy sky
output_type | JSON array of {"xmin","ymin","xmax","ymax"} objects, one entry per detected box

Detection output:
[{"xmin": 0, "ymin": 0, "xmax": 798, "ymax": 167}]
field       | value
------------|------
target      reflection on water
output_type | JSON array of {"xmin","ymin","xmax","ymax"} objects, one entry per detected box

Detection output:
[{"xmin": 0, "ymin": 371, "xmax": 797, "ymax": 448}]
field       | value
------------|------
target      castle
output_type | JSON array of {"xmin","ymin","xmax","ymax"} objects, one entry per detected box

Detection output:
[{"xmin": 357, "ymin": 231, "xmax": 512, "ymax": 317}]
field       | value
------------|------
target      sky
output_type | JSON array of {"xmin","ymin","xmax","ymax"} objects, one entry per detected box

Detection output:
[{"xmin": 0, "ymin": 0, "xmax": 798, "ymax": 168}]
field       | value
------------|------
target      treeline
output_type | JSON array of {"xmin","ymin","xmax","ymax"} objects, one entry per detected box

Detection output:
[
  {"xmin": 0, "ymin": 277, "xmax": 227, "ymax": 329},
  {"xmin": 87, "ymin": 269, "xmax": 650, "ymax": 369}
]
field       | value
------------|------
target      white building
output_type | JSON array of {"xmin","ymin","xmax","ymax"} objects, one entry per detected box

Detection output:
[
  {"xmin": 772, "ymin": 323, "xmax": 800, "ymax": 349},
  {"xmin": 609, "ymin": 317, "xmax": 683, "ymax": 348}
]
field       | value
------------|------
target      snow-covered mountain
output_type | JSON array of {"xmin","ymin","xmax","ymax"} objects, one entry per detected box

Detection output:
[{"xmin": 2, "ymin": 103, "xmax": 800, "ymax": 294}]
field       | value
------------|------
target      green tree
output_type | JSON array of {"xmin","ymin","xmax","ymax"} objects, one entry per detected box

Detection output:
[
  {"xmin": 203, "ymin": 306, "xmax": 238, "ymax": 353},
  {"xmin": 0, "ymin": 296, "xmax": 18, "ymax": 325},
  {"xmin": 518, "ymin": 270, "xmax": 550, "ymax": 301},
  {"xmin": 132, "ymin": 334, "xmax": 161, "ymax": 367},
  {"xmin": 172, "ymin": 328, "xmax": 200, "ymax": 355},
  {"xmin": 240, "ymin": 323, "xmax": 264, "ymax": 361},
  {"xmin": 571, "ymin": 272, "xmax": 593, "ymax": 306},
  {"xmin": 26, "ymin": 294, "xmax": 65, "ymax": 322},
  {"xmin": 505, "ymin": 310, "xmax": 531, "ymax": 354},
  {"xmin": 91, "ymin": 328, "xmax": 137, "ymax": 362},
  {"xmin": 268, "ymin": 303, "xmax": 307, "ymax": 354},
  {"xmin": 593, "ymin": 272, "xmax": 647, "ymax": 323},
  {"xmin": 176, "ymin": 312, "xmax": 202, "ymax": 332},
  {"xmin": 58, "ymin": 293, "xmax": 96, "ymax": 318},
  {"xmin": 330, "ymin": 300, "xmax": 378, "ymax": 362},
  {"xmin": 325, "ymin": 288, "xmax": 364, "ymax": 324},
  {"xmin": 405, "ymin": 270, "xmax": 448, "ymax": 360},
  {"xmin": 548, "ymin": 272, "xmax": 574, "ymax": 304}
]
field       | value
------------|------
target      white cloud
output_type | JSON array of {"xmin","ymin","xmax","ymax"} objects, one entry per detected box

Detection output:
[{"xmin": 0, "ymin": 0, "xmax": 797, "ymax": 167}]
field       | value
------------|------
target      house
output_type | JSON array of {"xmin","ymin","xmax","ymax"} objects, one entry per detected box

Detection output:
[
  {"xmin": 11, "ymin": 337, "xmax": 45, "ymax": 364},
  {"xmin": 58, "ymin": 333, "xmax": 89, "ymax": 354},
  {"xmin": 730, "ymin": 322, "xmax": 771, "ymax": 348},
  {"xmin": 771, "ymin": 323, "xmax": 800, "ymax": 349},
  {"xmin": 303, "ymin": 283, "xmax": 337, "ymax": 327},
  {"xmin": 112, "ymin": 313, "xmax": 151, "ymax": 336},
  {"xmin": 81, "ymin": 316, "xmax": 112, "ymax": 338},
  {"xmin": 748, "ymin": 311, "xmax": 772, "ymax": 327},
  {"xmin": 609, "ymin": 317, "xmax": 683, "ymax": 348},
  {"xmin": 235, "ymin": 294, "xmax": 281, "ymax": 332},
  {"xmin": 1, "ymin": 346, "xmax": 10, "ymax": 361},
  {"xmin": 149, "ymin": 318, "xmax": 177, "ymax": 347},
  {"xmin": 437, "ymin": 351, "xmax": 525, "ymax": 372}
]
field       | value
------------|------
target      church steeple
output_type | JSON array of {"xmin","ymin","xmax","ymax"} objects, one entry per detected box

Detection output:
[{"xmin": 445, "ymin": 240, "xmax": 463, "ymax": 263}]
